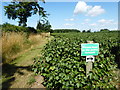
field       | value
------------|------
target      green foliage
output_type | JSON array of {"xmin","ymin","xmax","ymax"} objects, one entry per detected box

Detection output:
[
  {"xmin": 4, "ymin": 1, "xmax": 47, "ymax": 26},
  {"xmin": 53, "ymin": 29, "xmax": 80, "ymax": 33},
  {"xmin": 87, "ymin": 29, "xmax": 91, "ymax": 32},
  {"xmin": 27, "ymin": 27, "xmax": 37, "ymax": 33},
  {"xmin": 82, "ymin": 29, "xmax": 91, "ymax": 33},
  {"xmin": 36, "ymin": 20, "xmax": 52, "ymax": 33},
  {"xmin": 33, "ymin": 32, "xmax": 119, "ymax": 88},
  {"xmin": 82, "ymin": 30, "xmax": 86, "ymax": 32},
  {"xmin": 100, "ymin": 29, "xmax": 110, "ymax": 32},
  {"xmin": 2, "ymin": 23, "xmax": 28, "ymax": 32},
  {"xmin": 12, "ymin": 0, "xmax": 45, "ymax": 2},
  {"xmin": 2, "ymin": 23, "xmax": 37, "ymax": 34}
]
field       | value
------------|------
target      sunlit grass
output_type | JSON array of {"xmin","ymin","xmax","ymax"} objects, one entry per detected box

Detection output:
[{"xmin": 2, "ymin": 32, "xmax": 45, "ymax": 64}]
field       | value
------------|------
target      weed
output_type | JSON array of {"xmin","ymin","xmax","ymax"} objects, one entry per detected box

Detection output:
[{"xmin": 28, "ymin": 76, "xmax": 36, "ymax": 85}]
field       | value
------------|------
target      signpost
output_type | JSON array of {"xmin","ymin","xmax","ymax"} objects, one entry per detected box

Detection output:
[{"xmin": 81, "ymin": 41, "xmax": 99, "ymax": 76}]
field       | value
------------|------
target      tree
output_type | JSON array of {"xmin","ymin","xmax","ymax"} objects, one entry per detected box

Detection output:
[
  {"xmin": 12, "ymin": 0, "xmax": 45, "ymax": 2},
  {"xmin": 36, "ymin": 20, "xmax": 44, "ymax": 31},
  {"xmin": 100, "ymin": 29, "xmax": 109, "ymax": 32},
  {"xmin": 36, "ymin": 20, "xmax": 52, "ymax": 32},
  {"xmin": 4, "ymin": 1, "xmax": 48, "ymax": 27},
  {"xmin": 82, "ymin": 30, "xmax": 86, "ymax": 32},
  {"xmin": 87, "ymin": 29, "xmax": 91, "ymax": 33},
  {"xmin": 43, "ymin": 20, "xmax": 52, "ymax": 32}
]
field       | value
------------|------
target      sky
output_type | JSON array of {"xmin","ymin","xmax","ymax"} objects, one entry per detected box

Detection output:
[{"xmin": 0, "ymin": 1, "xmax": 119, "ymax": 32}]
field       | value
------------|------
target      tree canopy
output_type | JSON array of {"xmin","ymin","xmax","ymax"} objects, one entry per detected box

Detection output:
[
  {"xmin": 100, "ymin": 29, "xmax": 110, "ymax": 32},
  {"xmin": 4, "ymin": 1, "xmax": 48, "ymax": 26},
  {"xmin": 36, "ymin": 20, "xmax": 52, "ymax": 32}
]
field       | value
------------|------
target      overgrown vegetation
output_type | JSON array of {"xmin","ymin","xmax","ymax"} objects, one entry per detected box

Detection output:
[
  {"xmin": 1, "ymin": 23, "xmax": 37, "ymax": 34},
  {"xmin": 1, "ymin": 10, "xmax": 52, "ymax": 64},
  {"xmin": 33, "ymin": 32, "xmax": 119, "ymax": 88},
  {"xmin": 2, "ymin": 32, "xmax": 25, "ymax": 63},
  {"xmin": 2, "ymin": 31, "xmax": 46, "ymax": 64}
]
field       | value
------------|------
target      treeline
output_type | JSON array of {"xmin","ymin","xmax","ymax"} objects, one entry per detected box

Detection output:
[
  {"xmin": 1, "ymin": 23, "xmax": 53, "ymax": 34},
  {"xmin": 53, "ymin": 29, "xmax": 80, "ymax": 33},
  {"xmin": 84, "ymin": 29, "xmax": 119, "ymax": 33},
  {"xmin": 1, "ymin": 23, "xmax": 119, "ymax": 34}
]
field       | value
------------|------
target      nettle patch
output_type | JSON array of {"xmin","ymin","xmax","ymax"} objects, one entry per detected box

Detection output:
[{"xmin": 32, "ymin": 33, "xmax": 119, "ymax": 88}]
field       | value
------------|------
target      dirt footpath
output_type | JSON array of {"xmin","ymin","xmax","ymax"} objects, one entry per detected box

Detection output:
[{"xmin": 2, "ymin": 37, "xmax": 53, "ymax": 89}]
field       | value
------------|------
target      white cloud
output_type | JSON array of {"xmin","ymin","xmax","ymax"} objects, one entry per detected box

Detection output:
[
  {"xmin": 87, "ymin": 6, "xmax": 105, "ymax": 17},
  {"xmin": 98, "ymin": 19, "xmax": 114, "ymax": 24},
  {"xmin": 74, "ymin": 1, "xmax": 105, "ymax": 17},
  {"xmin": 64, "ymin": 23, "xmax": 74, "ymax": 26},
  {"xmin": 81, "ymin": 22, "xmax": 87, "ymax": 25},
  {"xmin": 74, "ymin": 1, "xmax": 92, "ymax": 14},
  {"xmin": 65, "ymin": 18, "xmax": 75, "ymax": 21},
  {"xmin": 84, "ymin": 19, "xmax": 90, "ymax": 22},
  {"xmin": 81, "ymin": 19, "xmax": 90, "ymax": 25},
  {"xmin": 110, "ymin": 28, "xmax": 118, "ymax": 31},
  {"xmin": 113, "ymin": 22, "xmax": 118, "ymax": 25},
  {"xmin": 89, "ymin": 23, "xmax": 97, "ymax": 26}
]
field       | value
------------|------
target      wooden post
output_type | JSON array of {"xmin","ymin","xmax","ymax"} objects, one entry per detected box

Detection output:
[
  {"xmin": 86, "ymin": 61, "xmax": 92, "ymax": 76},
  {"xmin": 86, "ymin": 41, "xmax": 93, "ymax": 76}
]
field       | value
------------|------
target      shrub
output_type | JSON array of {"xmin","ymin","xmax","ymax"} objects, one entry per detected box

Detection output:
[
  {"xmin": 1, "ymin": 23, "xmax": 37, "ymax": 34},
  {"xmin": 100, "ymin": 29, "xmax": 109, "ymax": 32}
]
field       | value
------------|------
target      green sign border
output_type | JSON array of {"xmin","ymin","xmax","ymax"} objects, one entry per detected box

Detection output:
[{"xmin": 81, "ymin": 43, "xmax": 99, "ymax": 56}]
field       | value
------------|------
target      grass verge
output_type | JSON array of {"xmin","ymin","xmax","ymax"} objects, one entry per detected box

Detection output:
[{"xmin": 2, "ymin": 32, "xmax": 45, "ymax": 64}]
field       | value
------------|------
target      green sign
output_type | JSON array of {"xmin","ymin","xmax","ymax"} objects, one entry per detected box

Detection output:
[{"xmin": 81, "ymin": 43, "xmax": 99, "ymax": 56}]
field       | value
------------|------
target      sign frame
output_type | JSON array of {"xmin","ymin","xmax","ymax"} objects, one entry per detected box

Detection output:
[{"xmin": 81, "ymin": 43, "xmax": 99, "ymax": 56}]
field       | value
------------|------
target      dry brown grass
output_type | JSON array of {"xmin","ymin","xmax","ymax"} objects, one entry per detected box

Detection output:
[
  {"xmin": 2, "ymin": 32, "xmax": 26, "ymax": 63},
  {"xmin": 28, "ymin": 34, "xmax": 43, "ymax": 45},
  {"xmin": 2, "ymin": 32, "xmax": 46, "ymax": 64}
]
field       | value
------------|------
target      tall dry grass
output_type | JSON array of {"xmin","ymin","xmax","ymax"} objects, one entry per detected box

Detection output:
[
  {"xmin": 2, "ymin": 32, "xmax": 46, "ymax": 64},
  {"xmin": 2, "ymin": 32, "xmax": 26, "ymax": 63},
  {"xmin": 28, "ymin": 34, "xmax": 43, "ymax": 45}
]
